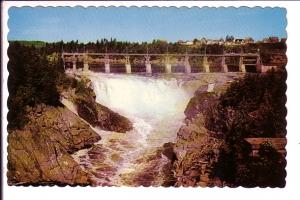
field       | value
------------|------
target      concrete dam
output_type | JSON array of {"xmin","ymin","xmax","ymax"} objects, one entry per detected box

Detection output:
[{"xmin": 62, "ymin": 51, "xmax": 265, "ymax": 74}]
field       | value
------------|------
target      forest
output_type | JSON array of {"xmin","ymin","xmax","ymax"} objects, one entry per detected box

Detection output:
[
  {"xmin": 12, "ymin": 38, "xmax": 286, "ymax": 56},
  {"xmin": 7, "ymin": 42, "xmax": 64, "ymax": 129},
  {"xmin": 207, "ymin": 70, "xmax": 287, "ymax": 187}
]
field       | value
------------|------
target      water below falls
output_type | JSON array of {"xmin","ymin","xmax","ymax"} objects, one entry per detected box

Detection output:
[{"xmin": 72, "ymin": 72, "xmax": 197, "ymax": 186}]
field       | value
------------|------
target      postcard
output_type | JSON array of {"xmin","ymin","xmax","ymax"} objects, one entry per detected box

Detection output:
[{"xmin": 2, "ymin": 1, "xmax": 299, "ymax": 200}]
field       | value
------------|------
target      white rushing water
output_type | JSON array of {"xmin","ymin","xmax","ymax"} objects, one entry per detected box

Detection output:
[
  {"xmin": 89, "ymin": 72, "xmax": 193, "ymax": 146},
  {"xmin": 73, "ymin": 72, "xmax": 196, "ymax": 186},
  {"xmin": 90, "ymin": 73, "xmax": 189, "ymax": 119}
]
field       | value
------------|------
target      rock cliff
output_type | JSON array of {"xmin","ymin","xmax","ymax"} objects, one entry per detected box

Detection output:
[
  {"xmin": 62, "ymin": 77, "xmax": 133, "ymax": 133},
  {"xmin": 7, "ymin": 104, "xmax": 101, "ymax": 185},
  {"xmin": 8, "ymin": 75, "xmax": 134, "ymax": 186},
  {"xmin": 171, "ymin": 79, "xmax": 236, "ymax": 187},
  {"xmin": 76, "ymin": 96, "xmax": 133, "ymax": 133}
]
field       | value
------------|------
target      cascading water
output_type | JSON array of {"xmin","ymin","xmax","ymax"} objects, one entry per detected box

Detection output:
[
  {"xmin": 90, "ymin": 73, "xmax": 190, "ymax": 119},
  {"xmin": 72, "ymin": 72, "xmax": 195, "ymax": 186},
  {"xmin": 90, "ymin": 73, "xmax": 192, "ymax": 144}
]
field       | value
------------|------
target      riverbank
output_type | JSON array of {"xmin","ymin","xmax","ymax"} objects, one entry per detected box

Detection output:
[
  {"xmin": 7, "ymin": 72, "xmax": 133, "ymax": 186},
  {"xmin": 170, "ymin": 70, "xmax": 287, "ymax": 187},
  {"xmin": 7, "ymin": 105, "xmax": 100, "ymax": 185},
  {"xmin": 66, "ymin": 71, "xmax": 243, "ymax": 186},
  {"xmin": 7, "ymin": 71, "xmax": 247, "ymax": 186}
]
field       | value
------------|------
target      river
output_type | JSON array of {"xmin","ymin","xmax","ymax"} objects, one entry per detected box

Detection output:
[{"xmin": 71, "ymin": 71, "xmax": 238, "ymax": 186}]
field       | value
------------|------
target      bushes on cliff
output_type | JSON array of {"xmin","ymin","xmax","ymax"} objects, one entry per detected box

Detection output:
[
  {"xmin": 207, "ymin": 70, "xmax": 286, "ymax": 138},
  {"xmin": 234, "ymin": 142, "xmax": 286, "ymax": 187},
  {"xmin": 207, "ymin": 70, "xmax": 286, "ymax": 187},
  {"xmin": 7, "ymin": 41, "xmax": 63, "ymax": 129}
]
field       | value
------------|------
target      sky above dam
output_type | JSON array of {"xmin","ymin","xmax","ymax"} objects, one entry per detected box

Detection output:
[{"xmin": 8, "ymin": 7, "xmax": 287, "ymax": 43}]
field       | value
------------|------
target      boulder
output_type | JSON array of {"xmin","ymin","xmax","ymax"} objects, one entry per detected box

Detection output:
[
  {"xmin": 65, "ymin": 77, "xmax": 133, "ymax": 133},
  {"xmin": 76, "ymin": 97, "xmax": 99, "ymax": 126}
]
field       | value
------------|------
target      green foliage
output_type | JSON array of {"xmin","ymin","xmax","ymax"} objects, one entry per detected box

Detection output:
[
  {"xmin": 208, "ymin": 71, "xmax": 286, "ymax": 187},
  {"xmin": 56, "ymin": 73, "xmax": 77, "ymax": 91},
  {"xmin": 9, "ymin": 40, "xmax": 46, "ymax": 48},
  {"xmin": 207, "ymin": 71, "xmax": 287, "ymax": 138},
  {"xmin": 7, "ymin": 41, "xmax": 63, "ymax": 129},
  {"xmin": 15, "ymin": 39, "xmax": 286, "ymax": 69},
  {"xmin": 235, "ymin": 142, "xmax": 286, "ymax": 187},
  {"xmin": 75, "ymin": 80, "xmax": 87, "ymax": 95}
]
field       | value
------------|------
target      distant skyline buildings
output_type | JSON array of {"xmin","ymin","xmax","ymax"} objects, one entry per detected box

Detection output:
[{"xmin": 8, "ymin": 7, "xmax": 287, "ymax": 43}]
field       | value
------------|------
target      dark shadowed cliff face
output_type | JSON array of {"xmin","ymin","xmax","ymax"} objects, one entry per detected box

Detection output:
[
  {"xmin": 64, "ymin": 77, "xmax": 133, "ymax": 133},
  {"xmin": 171, "ymin": 79, "xmax": 238, "ymax": 187},
  {"xmin": 7, "ymin": 104, "xmax": 101, "ymax": 186},
  {"xmin": 173, "ymin": 91, "xmax": 225, "ymax": 187},
  {"xmin": 76, "ymin": 96, "xmax": 133, "ymax": 133}
]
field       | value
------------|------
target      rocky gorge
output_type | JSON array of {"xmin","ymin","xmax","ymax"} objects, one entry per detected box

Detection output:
[
  {"xmin": 7, "ymin": 74, "xmax": 133, "ymax": 185},
  {"xmin": 9, "ymin": 70, "xmax": 282, "ymax": 187},
  {"xmin": 168, "ymin": 70, "xmax": 287, "ymax": 187},
  {"xmin": 157, "ymin": 75, "xmax": 241, "ymax": 187},
  {"xmin": 7, "ymin": 40, "xmax": 286, "ymax": 187},
  {"xmin": 7, "ymin": 71, "xmax": 242, "ymax": 186}
]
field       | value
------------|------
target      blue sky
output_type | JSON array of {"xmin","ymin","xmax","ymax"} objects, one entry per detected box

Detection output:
[{"xmin": 8, "ymin": 7, "xmax": 287, "ymax": 43}]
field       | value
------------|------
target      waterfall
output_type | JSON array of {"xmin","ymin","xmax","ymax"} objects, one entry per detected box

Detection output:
[
  {"xmin": 87, "ymin": 72, "xmax": 194, "ymax": 147},
  {"xmin": 73, "ymin": 72, "xmax": 195, "ymax": 186},
  {"xmin": 89, "ymin": 73, "xmax": 191, "ymax": 119}
]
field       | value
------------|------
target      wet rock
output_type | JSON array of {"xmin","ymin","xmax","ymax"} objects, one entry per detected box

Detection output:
[
  {"xmin": 128, "ymin": 162, "xmax": 160, "ymax": 187},
  {"xmin": 74, "ymin": 88, "xmax": 133, "ymax": 133},
  {"xmin": 95, "ymin": 103, "xmax": 133, "ymax": 133},
  {"xmin": 88, "ymin": 146, "xmax": 107, "ymax": 163},
  {"xmin": 77, "ymin": 97, "xmax": 99, "ymax": 126},
  {"xmin": 184, "ymin": 92, "xmax": 218, "ymax": 120},
  {"xmin": 162, "ymin": 142, "xmax": 176, "ymax": 162},
  {"xmin": 91, "ymin": 163, "xmax": 117, "ymax": 179},
  {"xmin": 161, "ymin": 162, "xmax": 177, "ymax": 187}
]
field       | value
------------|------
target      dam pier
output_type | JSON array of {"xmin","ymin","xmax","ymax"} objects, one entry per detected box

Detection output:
[{"xmin": 62, "ymin": 51, "xmax": 265, "ymax": 74}]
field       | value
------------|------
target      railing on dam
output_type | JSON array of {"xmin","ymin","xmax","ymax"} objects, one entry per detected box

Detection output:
[{"xmin": 62, "ymin": 52, "xmax": 264, "ymax": 74}]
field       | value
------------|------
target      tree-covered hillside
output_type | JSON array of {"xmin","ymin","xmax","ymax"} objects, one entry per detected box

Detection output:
[
  {"xmin": 7, "ymin": 41, "xmax": 64, "ymax": 129},
  {"xmin": 206, "ymin": 70, "xmax": 287, "ymax": 187}
]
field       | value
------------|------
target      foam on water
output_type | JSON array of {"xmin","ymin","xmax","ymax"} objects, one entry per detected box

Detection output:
[
  {"xmin": 74, "ymin": 72, "xmax": 195, "ymax": 185},
  {"xmin": 88, "ymin": 72, "xmax": 192, "ymax": 145}
]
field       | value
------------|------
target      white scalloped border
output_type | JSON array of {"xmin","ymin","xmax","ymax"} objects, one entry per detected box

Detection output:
[{"xmin": 1, "ymin": 1, "xmax": 300, "ymax": 200}]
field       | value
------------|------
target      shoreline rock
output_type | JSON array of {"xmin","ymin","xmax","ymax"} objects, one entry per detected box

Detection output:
[
  {"xmin": 63, "ymin": 76, "xmax": 133, "ymax": 133},
  {"xmin": 7, "ymin": 104, "xmax": 101, "ymax": 186},
  {"xmin": 169, "ymin": 80, "xmax": 236, "ymax": 187},
  {"xmin": 76, "ymin": 96, "xmax": 133, "ymax": 133}
]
